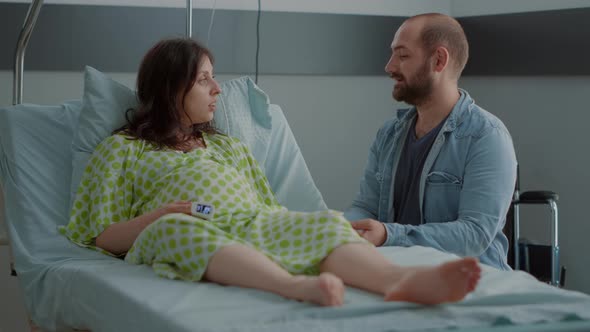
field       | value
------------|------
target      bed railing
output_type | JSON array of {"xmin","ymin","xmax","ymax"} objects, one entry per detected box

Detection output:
[
  {"xmin": 13, "ymin": 0, "xmax": 44, "ymax": 105},
  {"xmin": 12, "ymin": 0, "xmax": 193, "ymax": 106},
  {"xmin": 4, "ymin": 0, "xmax": 44, "ymax": 279},
  {"xmin": 186, "ymin": 0, "xmax": 193, "ymax": 38}
]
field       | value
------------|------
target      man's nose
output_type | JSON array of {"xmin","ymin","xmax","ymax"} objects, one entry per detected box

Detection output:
[{"xmin": 385, "ymin": 55, "xmax": 396, "ymax": 74}]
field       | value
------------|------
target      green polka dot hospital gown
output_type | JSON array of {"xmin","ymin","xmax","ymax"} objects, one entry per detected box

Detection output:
[{"xmin": 60, "ymin": 134, "xmax": 365, "ymax": 280}]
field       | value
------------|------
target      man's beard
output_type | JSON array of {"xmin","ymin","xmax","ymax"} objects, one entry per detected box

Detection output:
[{"xmin": 392, "ymin": 61, "xmax": 434, "ymax": 106}]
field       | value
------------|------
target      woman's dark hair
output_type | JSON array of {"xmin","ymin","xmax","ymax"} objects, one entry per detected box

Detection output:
[{"xmin": 118, "ymin": 38, "xmax": 218, "ymax": 149}]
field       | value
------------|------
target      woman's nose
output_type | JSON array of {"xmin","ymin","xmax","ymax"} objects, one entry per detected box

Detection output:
[{"xmin": 211, "ymin": 79, "xmax": 221, "ymax": 95}]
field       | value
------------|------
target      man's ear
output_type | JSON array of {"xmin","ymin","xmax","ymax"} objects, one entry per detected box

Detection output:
[{"xmin": 433, "ymin": 46, "xmax": 450, "ymax": 73}]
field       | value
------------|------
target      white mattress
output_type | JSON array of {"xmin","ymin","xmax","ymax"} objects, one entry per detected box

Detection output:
[{"xmin": 27, "ymin": 245, "xmax": 590, "ymax": 332}]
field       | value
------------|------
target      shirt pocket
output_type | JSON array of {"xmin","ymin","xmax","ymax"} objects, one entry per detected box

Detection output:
[{"xmin": 423, "ymin": 171, "xmax": 462, "ymax": 223}]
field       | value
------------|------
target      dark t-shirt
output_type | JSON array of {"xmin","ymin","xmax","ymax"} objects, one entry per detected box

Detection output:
[{"xmin": 393, "ymin": 117, "xmax": 445, "ymax": 225}]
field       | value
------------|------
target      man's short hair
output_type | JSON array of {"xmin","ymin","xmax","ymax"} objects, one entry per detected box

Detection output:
[{"xmin": 412, "ymin": 13, "xmax": 469, "ymax": 79}]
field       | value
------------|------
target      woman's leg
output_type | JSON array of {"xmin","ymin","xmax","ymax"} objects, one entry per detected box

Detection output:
[
  {"xmin": 130, "ymin": 214, "xmax": 344, "ymax": 306},
  {"xmin": 319, "ymin": 243, "xmax": 481, "ymax": 305},
  {"xmin": 204, "ymin": 244, "xmax": 345, "ymax": 306}
]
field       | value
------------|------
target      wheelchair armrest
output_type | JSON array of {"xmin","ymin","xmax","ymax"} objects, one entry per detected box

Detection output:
[{"xmin": 516, "ymin": 191, "xmax": 559, "ymax": 204}]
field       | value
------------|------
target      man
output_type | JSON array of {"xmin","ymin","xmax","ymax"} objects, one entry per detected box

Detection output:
[{"xmin": 344, "ymin": 13, "xmax": 516, "ymax": 270}]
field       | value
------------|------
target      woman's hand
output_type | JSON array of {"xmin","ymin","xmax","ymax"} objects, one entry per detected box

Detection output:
[
  {"xmin": 158, "ymin": 201, "xmax": 193, "ymax": 216},
  {"xmin": 96, "ymin": 201, "xmax": 193, "ymax": 255}
]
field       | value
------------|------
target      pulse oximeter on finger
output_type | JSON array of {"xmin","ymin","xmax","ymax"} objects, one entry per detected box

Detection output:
[{"xmin": 191, "ymin": 202, "xmax": 215, "ymax": 220}]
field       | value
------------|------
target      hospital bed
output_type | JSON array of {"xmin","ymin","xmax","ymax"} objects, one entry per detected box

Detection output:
[{"xmin": 2, "ymin": 1, "xmax": 590, "ymax": 332}]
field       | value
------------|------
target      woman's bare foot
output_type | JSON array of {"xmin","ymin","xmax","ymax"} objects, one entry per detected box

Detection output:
[
  {"xmin": 292, "ymin": 272, "xmax": 345, "ymax": 306},
  {"xmin": 384, "ymin": 257, "xmax": 481, "ymax": 305}
]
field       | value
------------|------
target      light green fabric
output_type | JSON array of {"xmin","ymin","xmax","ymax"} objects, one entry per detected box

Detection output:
[{"xmin": 61, "ymin": 133, "xmax": 363, "ymax": 279}]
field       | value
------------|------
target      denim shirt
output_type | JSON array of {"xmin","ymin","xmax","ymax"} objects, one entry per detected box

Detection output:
[{"xmin": 344, "ymin": 90, "xmax": 517, "ymax": 270}]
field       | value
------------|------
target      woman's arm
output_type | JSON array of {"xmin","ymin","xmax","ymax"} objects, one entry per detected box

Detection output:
[{"xmin": 95, "ymin": 201, "xmax": 192, "ymax": 255}]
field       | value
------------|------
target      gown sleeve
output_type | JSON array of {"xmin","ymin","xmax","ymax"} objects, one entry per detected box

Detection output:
[{"xmin": 59, "ymin": 134, "xmax": 138, "ymax": 253}]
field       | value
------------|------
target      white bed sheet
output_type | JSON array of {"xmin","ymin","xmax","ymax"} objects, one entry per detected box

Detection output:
[{"xmin": 25, "ymin": 245, "xmax": 590, "ymax": 332}]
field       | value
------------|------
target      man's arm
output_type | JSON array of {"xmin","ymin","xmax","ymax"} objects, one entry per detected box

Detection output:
[
  {"xmin": 344, "ymin": 125, "xmax": 388, "ymax": 221},
  {"xmin": 383, "ymin": 128, "xmax": 517, "ymax": 258}
]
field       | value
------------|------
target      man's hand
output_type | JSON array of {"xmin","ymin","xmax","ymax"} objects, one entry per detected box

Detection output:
[{"xmin": 351, "ymin": 219, "xmax": 387, "ymax": 246}]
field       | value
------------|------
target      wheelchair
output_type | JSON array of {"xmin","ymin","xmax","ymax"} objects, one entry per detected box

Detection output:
[{"xmin": 504, "ymin": 165, "xmax": 566, "ymax": 287}]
